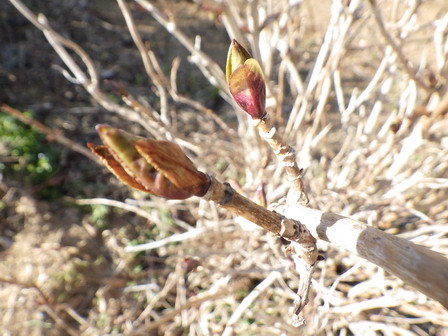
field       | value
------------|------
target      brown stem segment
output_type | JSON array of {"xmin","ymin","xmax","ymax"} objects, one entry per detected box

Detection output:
[
  {"xmin": 253, "ymin": 115, "xmax": 308, "ymax": 204},
  {"xmin": 203, "ymin": 176, "xmax": 318, "ymax": 327},
  {"xmin": 203, "ymin": 175, "xmax": 318, "ymax": 322},
  {"xmin": 203, "ymin": 176, "xmax": 317, "ymax": 261}
]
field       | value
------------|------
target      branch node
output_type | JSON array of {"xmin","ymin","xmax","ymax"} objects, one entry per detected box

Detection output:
[{"xmin": 218, "ymin": 182, "xmax": 235, "ymax": 205}]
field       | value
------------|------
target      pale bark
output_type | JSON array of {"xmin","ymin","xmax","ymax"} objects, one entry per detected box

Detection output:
[{"xmin": 280, "ymin": 204, "xmax": 448, "ymax": 309}]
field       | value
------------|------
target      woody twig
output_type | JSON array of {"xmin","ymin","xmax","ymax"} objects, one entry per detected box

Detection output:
[
  {"xmin": 225, "ymin": 39, "xmax": 316, "ymax": 323},
  {"xmin": 253, "ymin": 115, "xmax": 308, "ymax": 205}
]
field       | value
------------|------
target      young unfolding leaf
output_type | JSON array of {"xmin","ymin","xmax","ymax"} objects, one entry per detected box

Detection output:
[
  {"xmin": 226, "ymin": 39, "xmax": 252, "ymax": 82},
  {"xmin": 88, "ymin": 124, "xmax": 210, "ymax": 199},
  {"xmin": 134, "ymin": 139, "xmax": 210, "ymax": 198},
  {"xmin": 226, "ymin": 39, "xmax": 266, "ymax": 120},
  {"xmin": 87, "ymin": 143, "xmax": 149, "ymax": 193}
]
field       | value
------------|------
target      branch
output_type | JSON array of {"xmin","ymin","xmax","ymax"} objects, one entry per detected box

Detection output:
[
  {"xmin": 8, "ymin": 0, "xmax": 161, "ymax": 134},
  {"xmin": 116, "ymin": 0, "xmax": 170, "ymax": 122},
  {"xmin": 222, "ymin": 271, "xmax": 282, "ymax": 336},
  {"xmin": 0, "ymin": 277, "xmax": 82, "ymax": 336},
  {"xmin": 203, "ymin": 176, "xmax": 316, "ymax": 250},
  {"xmin": 202, "ymin": 173, "xmax": 448, "ymax": 311},
  {"xmin": 279, "ymin": 203, "xmax": 448, "ymax": 309}
]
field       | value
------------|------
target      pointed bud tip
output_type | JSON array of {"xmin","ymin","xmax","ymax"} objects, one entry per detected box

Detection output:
[
  {"xmin": 231, "ymin": 39, "xmax": 247, "ymax": 51},
  {"xmin": 95, "ymin": 124, "xmax": 113, "ymax": 135},
  {"xmin": 95, "ymin": 124, "xmax": 108, "ymax": 131},
  {"xmin": 226, "ymin": 39, "xmax": 253, "ymax": 83}
]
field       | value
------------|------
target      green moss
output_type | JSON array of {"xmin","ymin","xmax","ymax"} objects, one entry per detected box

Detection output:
[
  {"xmin": 0, "ymin": 110, "xmax": 59, "ymax": 198},
  {"xmin": 89, "ymin": 204, "xmax": 111, "ymax": 229}
]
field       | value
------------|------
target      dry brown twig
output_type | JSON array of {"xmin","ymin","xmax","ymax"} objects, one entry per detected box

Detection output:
[
  {"xmin": 117, "ymin": 0, "xmax": 239, "ymax": 141},
  {"xmin": 130, "ymin": 276, "xmax": 244, "ymax": 334},
  {"xmin": 116, "ymin": 0, "xmax": 171, "ymax": 124},
  {"xmin": 134, "ymin": 0, "xmax": 229, "ymax": 96},
  {"xmin": 8, "ymin": 0, "xmax": 185, "ymax": 145},
  {"xmin": 9, "ymin": 0, "xmax": 231, "ymax": 160}
]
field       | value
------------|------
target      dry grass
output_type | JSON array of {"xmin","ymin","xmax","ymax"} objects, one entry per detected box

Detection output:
[{"xmin": 2, "ymin": 0, "xmax": 448, "ymax": 335}]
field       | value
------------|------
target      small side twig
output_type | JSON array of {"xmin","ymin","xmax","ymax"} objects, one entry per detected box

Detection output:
[
  {"xmin": 134, "ymin": 0, "xmax": 228, "ymax": 95},
  {"xmin": 130, "ymin": 276, "xmax": 242, "ymax": 334},
  {"xmin": 170, "ymin": 57, "xmax": 238, "ymax": 140},
  {"xmin": 289, "ymin": 247, "xmax": 316, "ymax": 327},
  {"xmin": 432, "ymin": 89, "xmax": 448, "ymax": 118},
  {"xmin": 253, "ymin": 115, "xmax": 308, "ymax": 205},
  {"xmin": 116, "ymin": 0, "xmax": 170, "ymax": 123},
  {"xmin": 8, "ymin": 0, "xmax": 160, "ymax": 134},
  {"xmin": 250, "ymin": 110, "xmax": 315, "ymax": 322},
  {"xmin": 124, "ymin": 228, "xmax": 206, "ymax": 253},
  {"xmin": 69, "ymin": 197, "xmax": 155, "ymax": 222}
]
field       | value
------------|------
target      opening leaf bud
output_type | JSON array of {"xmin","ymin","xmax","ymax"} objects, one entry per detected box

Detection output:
[
  {"xmin": 88, "ymin": 124, "xmax": 210, "ymax": 199},
  {"xmin": 226, "ymin": 40, "xmax": 266, "ymax": 120}
]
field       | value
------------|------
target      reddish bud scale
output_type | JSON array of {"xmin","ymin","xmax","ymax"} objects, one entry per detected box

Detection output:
[
  {"xmin": 89, "ymin": 124, "xmax": 210, "ymax": 200},
  {"xmin": 226, "ymin": 40, "xmax": 267, "ymax": 120},
  {"xmin": 229, "ymin": 60, "xmax": 266, "ymax": 119}
]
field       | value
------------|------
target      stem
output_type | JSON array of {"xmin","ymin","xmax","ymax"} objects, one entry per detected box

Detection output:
[
  {"xmin": 203, "ymin": 175, "xmax": 318, "ymax": 322},
  {"xmin": 203, "ymin": 176, "xmax": 317, "ymax": 260},
  {"xmin": 205, "ymin": 173, "xmax": 448, "ymax": 309},
  {"xmin": 253, "ymin": 115, "xmax": 308, "ymax": 204}
]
